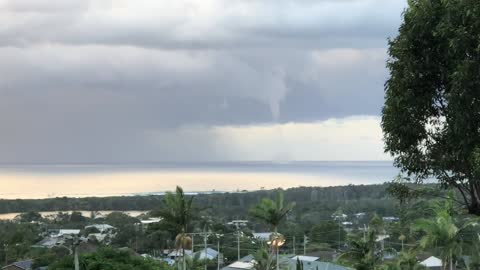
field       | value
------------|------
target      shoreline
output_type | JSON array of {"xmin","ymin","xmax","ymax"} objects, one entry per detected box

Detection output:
[
  {"xmin": 0, "ymin": 184, "xmax": 394, "ymax": 219},
  {"xmin": 0, "ymin": 210, "xmax": 148, "ymax": 221}
]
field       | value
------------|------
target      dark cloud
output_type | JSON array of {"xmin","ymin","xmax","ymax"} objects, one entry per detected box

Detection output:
[
  {"xmin": 0, "ymin": 0, "xmax": 405, "ymax": 162},
  {"xmin": 0, "ymin": 0, "xmax": 405, "ymax": 49}
]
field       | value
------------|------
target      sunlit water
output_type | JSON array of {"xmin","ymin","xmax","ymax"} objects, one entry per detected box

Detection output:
[
  {"xmin": 0, "ymin": 210, "xmax": 147, "ymax": 220},
  {"xmin": 0, "ymin": 161, "xmax": 398, "ymax": 199}
]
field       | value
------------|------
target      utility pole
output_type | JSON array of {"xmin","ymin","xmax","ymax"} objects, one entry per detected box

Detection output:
[
  {"xmin": 276, "ymin": 243, "xmax": 279, "ymax": 270},
  {"xmin": 293, "ymin": 236, "xmax": 296, "ymax": 255},
  {"xmin": 363, "ymin": 224, "xmax": 367, "ymax": 241},
  {"xmin": 303, "ymin": 235, "xmax": 308, "ymax": 255},
  {"xmin": 204, "ymin": 230, "xmax": 208, "ymax": 270},
  {"xmin": 4, "ymin": 244, "xmax": 8, "ymax": 266},
  {"xmin": 338, "ymin": 219, "xmax": 341, "ymax": 250},
  {"xmin": 217, "ymin": 241, "xmax": 220, "ymax": 270},
  {"xmin": 73, "ymin": 235, "xmax": 80, "ymax": 270},
  {"xmin": 237, "ymin": 231, "xmax": 241, "ymax": 261},
  {"xmin": 192, "ymin": 235, "xmax": 195, "ymax": 253}
]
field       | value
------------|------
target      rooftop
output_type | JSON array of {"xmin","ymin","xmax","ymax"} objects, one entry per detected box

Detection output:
[
  {"xmin": 291, "ymin": 255, "xmax": 319, "ymax": 262},
  {"xmin": 3, "ymin": 260, "xmax": 33, "ymax": 270}
]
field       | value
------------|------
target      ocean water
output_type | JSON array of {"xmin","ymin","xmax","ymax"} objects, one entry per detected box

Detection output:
[{"xmin": 0, "ymin": 161, "xmax": 399, "ymax": 199}]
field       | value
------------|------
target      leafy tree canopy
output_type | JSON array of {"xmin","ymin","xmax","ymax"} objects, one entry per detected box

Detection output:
[
  {"xmin": 48, "ymin": 247, "xmax": 171, "ymax": 270},
  {"xmin": 383, "ymin": 0, "xmax": 480, "ymax": 214}
]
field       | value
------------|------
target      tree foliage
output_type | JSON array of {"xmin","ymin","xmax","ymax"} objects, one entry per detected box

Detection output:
[
  {"xmin": 382, "ymin": 0, "xmax": 480, "ymax": 214},
  {"xmin": 249, "ymin": 191, "xmax": 295, "ymax": 232},
  {"xmin": 48, "ymin": 247, "xmax": 171, "ymax": 270},
  {"xmin": 412, "ymin": 197, "xmax": 476, "ymax": 269},
  {"xmin": 157, "ymin": 186, "xmax": 195, "ymax": 235},
  {"xmin": 338, "ymin": 230, "xmax": 380, "ymax": 270},
  {"xmin": 309, "ymin": 221, "xmax": 346, "ymax": 247}
]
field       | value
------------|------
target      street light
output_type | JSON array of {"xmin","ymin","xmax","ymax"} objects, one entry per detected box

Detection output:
[
  {"xmin": 215, "ymin": 234, "xmax": 224, "ymax": 270},
  {"xmin": 268, "ymin": 233, "xmax": 285, "ymax": 270}
]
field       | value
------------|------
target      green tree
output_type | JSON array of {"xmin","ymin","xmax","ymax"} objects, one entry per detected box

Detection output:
[
  {"xmin": 412, "ymin": 198, "xmax": 475, "ymax": 270},
  {"xmin": 249, "ymin": 191, "xmax": 295, "ymax": 233},
  {"xmin": 253, "ymin": 245, "xmax": 275, "ymax": 270},
  {"xmin": 16, "ymin": 211, "xmax": 42, "ymax": 223},
  {"xmin": 157, "ymin": 186, "xmax": 194, "ymax": 236},
  {"xmin": 382, "ymin": 0, "xmax": 480, "ymax": 215},
  {"xmin": 104, "ymin": 212, "xmax": 140, "ymax": 248},
  {"xmin": 250, "ymin": 191, "xmax": 294, "ymax": 270},
  {"xmin": 70, "ymin": 211, "xmax": 86, "ymax": 223},
  {"xmin": 309, "ymin": 221, "xmax": 345, "ymax": 247},
  {"xmin": 157, "ymin": 186, "xmax": 195, "ymax": 270},
  {"xmin": 48, "ymin": 247, "xmax": 171, "ymax": 270},
  {"xmin": 338, "ymin": 230, "xmax": 380, "ymax": 270},
  {"xmin": 395, "ymin": 250, "xmax": 427, "ymax": 270}
]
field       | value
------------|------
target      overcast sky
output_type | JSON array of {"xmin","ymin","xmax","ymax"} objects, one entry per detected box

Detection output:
[{"xmin": 0, "ymin": 0, "xmax": 407, "ymax": 163}]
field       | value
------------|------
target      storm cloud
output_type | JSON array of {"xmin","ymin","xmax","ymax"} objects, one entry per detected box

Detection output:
[{"xmin": 0, "ymin": 0, "xmax": 406, "ymax": 162}]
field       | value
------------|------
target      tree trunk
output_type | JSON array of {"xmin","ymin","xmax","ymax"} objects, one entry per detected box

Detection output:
[
  {"xmin": 183, "ymin": 249, "xmax": 186, "ymax": 270},
  {"xmin": 74, "ymin": 246, "xmax": 79, "ymax": 270},
  {"xmin": 450, "ymin": 250, "xmax": 453, "ymax": 270},
  {"xmin": 466, "ymin": 181, "xmax": 480, "ymax": 215},
  {"xmin": 468, "ymin": 195, "xmax": 480, "ymax": 215}
]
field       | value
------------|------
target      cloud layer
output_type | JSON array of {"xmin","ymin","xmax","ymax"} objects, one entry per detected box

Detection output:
[{"xmin": 0, "ymin": 0, "xmax": 406, "ymax": 162}]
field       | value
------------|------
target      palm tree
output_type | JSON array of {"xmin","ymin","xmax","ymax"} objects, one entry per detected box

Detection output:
[
  {"xmin": 372, "ymin": 249, "xmax": 424, "ymax": 270},
  {"xmin": 395, "ymin": 250, "xmax": 427, "ymax": 270},
  {"xmin": 249, "ymin": 191, "xmax": 295, "ymax": 233},
  {"xmin": 186, "ymin": 253, "xmax": 203, "ymax": 270},
  {"xmin": 338, "ymin": 230, "xmax": 380, "ymax": 270},
  {"xmin": 158, "ymin": 186, "xmax": 195, "ymax": 270},
  {"xmin": 413, "ymin": 197, "xmax": 475, "ymax": 270},
  {"xmin": 253, "ymin": 245, "xmax": 275, "ymax": 270},
  {"xmin": 250, "ymin": 191, "xmax": 295, "ymax": 270}
]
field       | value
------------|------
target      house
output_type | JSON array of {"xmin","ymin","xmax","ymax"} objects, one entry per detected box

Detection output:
[
  {"xmin": 221, "ymin": 255, "xmax": 255, "ymax": 270},
  {"xmin": 222, "ymin": 255, "xmax": 352, "ymax": 270},
  {"xmin": 32, "ymin": 237, "xmax": 63, "ymax": 248},
  {"xmin": 140, "ymin": 218, "xmax": 161, "ymax": 225},
  {"xmin": 227, "ymin": 220, "xmax": 249, "ymax": 228},
  {"xmin": 85, "ymin": 224, "xmax": 115, "ymax": 233},
  {"xmin": 2, "ymin": 260, "xmax": 33, "ymax": 270},
  {"xmin": 332, "ymin": 214, "xmax": 347, "ymax": 220},
  {"xmin": 354, "ymin": 212, "xmax": 366, "ymax": 218},
  {"xmin": 284, "ymin": 259, "xmax": 352, "ymax": 270},
  {"xmin": 193, "ymin": 248, "xmax": 219, "ymax": 260},
  {"xmin": 85, "ymin": 224, "xmax": 115, "ymax": 243},
  {"xmin": 420, "ymin": 256, "xmax": 442, "ymax": 270},
  {"xmin": 33, "ymin": 228, "xmax": 81, "ymax": 249},
  {"xmin": 291, "ymin": 256, "xmax": 319, "ymax": 262},
  {"xmin": 51, "ymin": 229, "xmax": 80, "ymax": 237},
  {"xmin": 168, "ymin": 249, "xmax": 193, "ymax": 260},
  {"xmin": 382, "ymin": 217, "xmax": 400, "ymax": 222},
  {"xmin": 252, "ymin": 232, "xmax": 273, "ymax": 241},
  {"xmin": 137, "ymin": 218, "xmax": 162, "ymax": 229}
]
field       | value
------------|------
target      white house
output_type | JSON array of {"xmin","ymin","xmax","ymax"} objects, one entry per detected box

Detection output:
[
  {"xmin": 221, "ymin": 255, "xmax": 256, "ymax": 270},
  {"xmin": 354, "ymin": 213, "xmax": 366, "ymax": 218},
  {"xmin": 85, "ymin": 224, "xmax": 115, "ymax": 233},
  {"xmin": 168, "ymin": 249, "xmax": 193, "ymax": 260},
  {"xmin": 291, "ymin": 256, "xmax": 319, "ymax": 262},
  {"xmin": 252, "ymin": 232, "xmax": 273, "ymax": 241},
  {"xmin": 141, "ymin": 218, "xmax": 162, "ymax": 224},
  {"xmin": 332, "ymin": 214, "xmax": 348, "ymax": 220},
  {"xmin": 194, "ymin": 248, "xmax": 219, "ymax": 260},
  {"xmin": 52, "ymin": 229, "xmax": 80, "ymax": 237},
  {"xmin": 420, "ymin": 256, "xmax": 442, "ymax": 270},
  {"xmin": 227, "ymin": 220, "xmax": 249, "ymax": 227}
]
